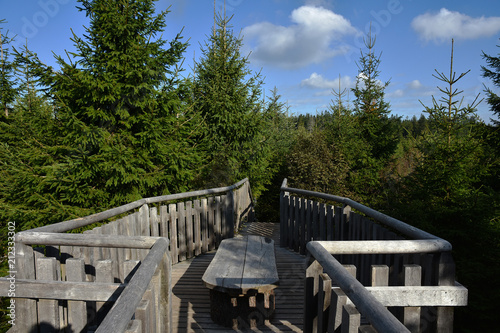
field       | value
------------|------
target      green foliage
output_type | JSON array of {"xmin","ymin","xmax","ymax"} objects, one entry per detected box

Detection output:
[
  {"xmin": 287, "ymin": 127, "xmax": 350, "ymax": 197},
  {"xmin": 192, "ymin": 13, "xmax": 273, "ymax": 195},
  {"xmin": 0, "ymin": 21, "xmax": 16, "ymax": 118},
  {"xmin": 482, "ymin": 38, "xmax": 500, "ymax": 125},
  {"xmin": 1, "ymin": 0, "xmax": 202, "ymax": 229}
]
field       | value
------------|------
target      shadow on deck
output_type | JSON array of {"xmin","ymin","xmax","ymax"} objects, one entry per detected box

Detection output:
[{"xmin": 171, "ymin": 222, "xmax": 306, "ymax": 332}]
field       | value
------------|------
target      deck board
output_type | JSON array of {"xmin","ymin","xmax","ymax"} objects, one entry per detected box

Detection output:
[{"xmin": 171, "ymin": 222, "xmax": 306, "ymax": 332}]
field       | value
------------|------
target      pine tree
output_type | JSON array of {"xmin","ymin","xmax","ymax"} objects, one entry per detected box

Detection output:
[
  {"xmin": 193, "ymin": 13, "xmax": 265, "ymax": 188},
  {"xmin": 9, "ymin": 0, "xmax": 201, "ymax": 222}
]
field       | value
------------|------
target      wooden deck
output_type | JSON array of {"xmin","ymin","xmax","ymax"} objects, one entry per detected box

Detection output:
[{"xmin": 171, "ymin": 222, "xmax": 306, "ymax": 332}]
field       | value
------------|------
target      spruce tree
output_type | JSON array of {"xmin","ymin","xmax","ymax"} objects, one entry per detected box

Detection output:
[
  {"xmin": 482, "ymin": 38, "xmax": 500, "ymax": 125},
  {"xmin": 193, "ymin": 13, "xmax": 265, "ymax": 188},
  {"xmin": 0, "ymin": 20, "xmax": 16, "ymax": 118},
  {"xmin": 349, "ymin": 29, "xmax": 398, "ymax": 204},
  {"xmin": 8, "ymin": 0, "xmax": 200, "ymax": 223}
]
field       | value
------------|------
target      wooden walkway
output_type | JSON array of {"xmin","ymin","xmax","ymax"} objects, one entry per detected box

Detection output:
[{"xmin": 171, "ymin": 222, "xmax": 306, "ymax": 332}]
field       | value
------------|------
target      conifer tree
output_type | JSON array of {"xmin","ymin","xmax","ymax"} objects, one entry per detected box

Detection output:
[
  {"xmin": 9, "ymin": 0, "xmax": 200, "ymax": 222},
  {"xmin": 0, "ymin": 20, "xmax": 16, "ymax": 118},
  {"xmin": 482, "ymin": 38, "xmax": 500, "ymax": 125},
  {"xmin": 193, "ymin": 13, "xmax": 265, "ymax": 188}
]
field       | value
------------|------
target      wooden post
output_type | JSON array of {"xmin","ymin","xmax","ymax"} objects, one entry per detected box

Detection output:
[
  {"xmin": 304, "ymin": 259, "xmax": 322, "ymax": 333},
  {"xmin": 317, "ymin": 273, "xmax": 332, "ymax": 333},
  {"xmin": 225, "ymin": 190, "xmax": 235, "ymax": 238},
  {"xmin": 14, "ymin": 241, "xmax": 38, "ymax": 332},
  {"xmin": 168, "ymin": 203, "xmax": 178, "ymax": 264},
  {"xmin": 96, "ymin": 260, "xmax": 114, "ymax": 324},
  {"xmin": 342, "ymin": 304, "xmax": 360, "ymax": 333},
  {"xmin": 435, "ymin": 252, "xmax": 455, "ymax": 333},
  {"xmin": 194, "ymin": 199, "xmax": 202, "ymax": 256},
  {"xmin": 36, "ymin": 257, "xmax": 60, "ymax": 332},
  {"xmin": 66, "ymin": 258, "xmax": 88, "ymax": 332},
  {"xmin": 185, "ymin": 201, "xmax": 194, "ymax": 259},
  {"xmin": 177, "ymin": 202, "xmax": 186, "ymax": 261},
  {"xmin": 200, "ymin": 198, "xmax": 209, "ymax": 253},
  {"xmin": 403, "ymin": 265, "xmax": 422, "ymax": 333}
]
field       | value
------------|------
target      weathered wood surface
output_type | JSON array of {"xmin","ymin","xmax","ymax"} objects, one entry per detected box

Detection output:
[
  {"xmin": 202, "ymin": 235, "xmax": 278, "ymax": 294},
  {"xmin": 171, "ymin": 222, "xmax": 304, "ymax": 332}
]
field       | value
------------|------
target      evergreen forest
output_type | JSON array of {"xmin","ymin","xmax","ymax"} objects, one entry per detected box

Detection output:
[{"xmin": 1, "ymin": 1, "xmax": 499, "ymax": 332}]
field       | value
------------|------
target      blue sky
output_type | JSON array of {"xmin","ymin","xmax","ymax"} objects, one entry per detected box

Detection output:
[{"xmin": 2, "ymin": 0, "xmax": 500, "ymax": 121}]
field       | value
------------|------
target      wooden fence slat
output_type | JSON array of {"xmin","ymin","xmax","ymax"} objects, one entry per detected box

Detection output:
[
  {"xmin": 194, "ymin": 199, "xmax": 202, "ymax": 256},
  {"xmin": 66, "ymin": 258, "xmax": 88, "ymax": 332},
  {"xmin": 168, "ymin": 203, "xmax": 178, "ymax": 264},
  {"xmin": 300, "ymin": 198, "xmax": 307, "ymax": 255},
  {"xmin": 326, "ymin": 205, "xmax": 334, "ymax": 241},
  {"xmin": 36, "ymin": 257, "xmax": 60, "ymax": 331},
  {"xmin": 317, "ymin": 273, "xmax": 332, "ymax": 333},
  {"xmin": 215, "ymin": 196, "xmax": 222, "ymax": 246},
  {"xmin": 304, "ymin": 259, "xmax": 322, "ymax": 333},
  {"xmin": 185, "ymin": 201, "xmax": 194, "ymax": 258},
  {"xmin": 404, "ymin": 265, "xmax": 422, "ymax": 333},
  {"xmin": 150, "ymin": 206, "xmax": 159, "ymax": 237},
  {"xmin": 294, "ymin": 197, "xmax": 300, "ymax": 252},
  {"xmin": 177, "ymin": 202, "xmax": 186, "ymax": 262},
  {"xmin": 319, "ymin": 203, "xmax": 326, "ymax": 241},
  {"xmin": 207, "ymin": 196, "xmax": 215, "ymax": 251},
  {"xmin": 200, "ymin": 198, "xmax": 209, "ymax": 253},
  {"xmin": 96, "ymin": 260, "xmax": 114, "ymax": 324},
  {"xmin": 341, "ymin": 303, "xmax": 360, "ymax": 333}
]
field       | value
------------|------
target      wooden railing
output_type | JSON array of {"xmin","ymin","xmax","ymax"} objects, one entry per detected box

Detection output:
[
  {"xmin": 1, "ymin": 178, "xmax": 254, "ymax": 332},
  {"xmin": 280, "ymin": 179, "xmax": 468, "ymax": 333}
]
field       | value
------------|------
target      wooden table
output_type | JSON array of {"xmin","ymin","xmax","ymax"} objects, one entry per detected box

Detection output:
[{"xmin": 202, "ymin": 235, "xmax": 279, "ymax": 328}]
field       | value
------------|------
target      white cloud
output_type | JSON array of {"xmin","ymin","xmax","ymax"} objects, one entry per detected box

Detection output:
[
  {"xmin": 408, "ymin": 79, "xmax": 422, "ymax": 90},
  {"xmin": 411, "ymin": 8, "xmax": 500, "ymax": 43},
  {"xmin": 242, "ymin": 6, "xmax": 359, "ymax": 69},
  {"xmin": 301, "ymin": 73, "xmax": 354, "ymax": 90}
]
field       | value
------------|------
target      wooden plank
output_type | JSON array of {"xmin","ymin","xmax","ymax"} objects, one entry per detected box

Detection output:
[
  {"xmin": 36, "ymin": 257, "xmax": 60, "ymax": 331},
  {"xmin": 150, "ymin": 206, "xmax": 160, "ymax": 237},
  {"xmin": 317, "ymin": 273, "xmax": 331, "ymax": 333},
  {"xmin": 186, "ymin": 201, "xmax": 194, "ymax": 259},
  {"xmin": 207, "ymin": 196, "xmax": 215, "ymax": 251},
  {"xmin": 194, "ymin": 200, "xmax": 202, "ymax": 256},
  {"xmin": 178, "ymin": 202, "xmax": 187, "ymax": 262},
  {"xmin": 304, "ymin": 259, "xmax": 322, "ymax": 333},
  {"xmin": 168, "ymin": 203, "xmax": 178, "ymax": 264},
  {"xmin": 341, "ymin": 304, "xmax": 360, "ymax": 333},
  {"xmin": 293, "ymin": 196, "xmax": 300, "ymax": 252},
  {"xmin": 403, "ymin": 265, "xmax": 422, "ymax": 333},
  {"xmin": 319, "ymin": 203, "xmax": 326, "ymax": 240},
  {"xmin": 200, "ymin": 198, "xmax": 209, "ymax": 253},
  {"xmin": 17, "ymin": 231, "xmax": 160, "ymax": 249},
  {"xmin": 66, "ymin": 258, "xmax": 88, "ymax": 332},
  {"xmin": 299, "ymin": 198, "xmax": 306, "ymax": 255},
  {"xmin": 328, "ymin": 285, "xmax": 468, "ymax": 307},
  {"xmin": 240, "ymin": 236, "xmax": 279, "ymax": 292},
  {"xmin": 96, "ymin": 260, "xmax": 114, "ymax": 323},
  {"xmin": 0, "ymin": 278, "xmax": 125, "ymax": 301},
  {"xmin": 326, "ymin": 205, "xmax": 334, "ymax": 241},
  {"xmin": 214, "ymin": 196, "xmax": 222, "ymax": 246}
]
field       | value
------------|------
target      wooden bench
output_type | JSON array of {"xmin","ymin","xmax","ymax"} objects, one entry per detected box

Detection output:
[{"xmin": 202, "ymin": 235, "xmax": 279, "ymax": 328}]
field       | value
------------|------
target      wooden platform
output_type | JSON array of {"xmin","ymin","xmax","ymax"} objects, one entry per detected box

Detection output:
[{"xmin": 171, "ymin": 222, "xmax": 306, "ymax": 332}]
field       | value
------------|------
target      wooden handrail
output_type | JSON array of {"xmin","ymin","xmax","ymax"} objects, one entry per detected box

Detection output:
[
  {"xmin": 29, "ymin": 178, "xmax": 249, "ymax": 233},
  {"xmin": 315, "ymin": 239, "xmax": 452, "ymax": 254},
  {"xmin": 15, "ymin": 232, "xmax": 160, "ymax": 248},
  {"xmin": 281, "ymin": 178, "xmax": 451, "ymax": 246},
  {"xmin": 307, "ymin": 241, "xmax": 411, "ymax": 333}
]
